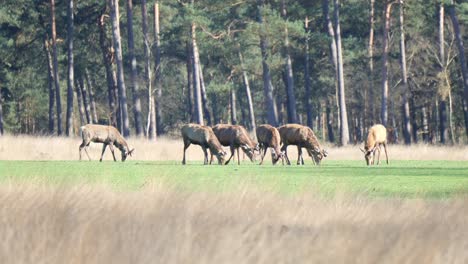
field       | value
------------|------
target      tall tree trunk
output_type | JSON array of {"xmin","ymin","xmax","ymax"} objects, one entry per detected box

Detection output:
[
  {"xmin": 199, "ymin": 66, "xmax": 212, "ymax": 126},
  {"xmin": 333, "ymin": 0, "xmax": 349, "ymax": 145},
  {"xmin": 326, "ymin": 99, "xmax": 335, "ymax": 143},
  {"xmin": 257, "ymin": 0, "xmax": 278, "ymax": 126},
  {"xmin": 141, "ymin": 0, "xmax": 156, "ymax": 139},
  {"xmin": 44, "ymin": 37, "xmax": 55, "ymax": 134},
  {"xmin": 380, "ymin": 1, "xmax": 394, "ymax": 127},
  {"xmin": 109, "ymin": 0, "xmax": 130, "ymax": 136},
  {"xmin": 438, "ymin": 3, "xmax": 447, "ymax": 144},
  {"xmin": 0, "ymin": 93, "xmax": 3, "ymax": 135},
  {"xmin": 367, "ymin": 0, "xmax": 375, "ymax": 127},
  {"xmin": 410, "ymin": 97, "xmax": 418, "ymax": 143},
  {"xmin": 75, "ymin": 79, "xmax": 85, "ymax": 126},
  {"xmin": 281, "ymin": 0, "xmax": 297, "ymax": 124},
  {"xmin": 65, "ymin": 0, "xmax": 74, "ymax": 136},
  {"xmin": 230, "ymin": 86, "xmax": 238, "ymax": 125},
  {"xmin": 79, "ymin": 77, "xmax": 92, "ymax": 124},
  {"xmin": 447, "ymin": 2, "xmax": 468, "ymax": 140},
  {"xmin": 211, "ymin": 93, "xmax": 220, "ymax": 124},
  {"xmin": 439, "ymin": 100, "xmax": 447, "ymax": 144},
  {"xmin": 153, "ymin": 1, "xmax": 163, "ymax": 135},
  {"xmin": 238, "ymin": 48, "xmax": 256, "ymax": 132},
  {"xmin": 186, "ymin": 42, "xmax": 194, "ymax": 122},
  {"xmin": 84, "ymin": 69, "xmax": 98, "ymax": 123},
  {"xmin": 50, "ymin": 0, "xmax": 62, "ymax": 135},
  {"xmin": 190, "ymin": 18, "xmax": 203, "ymax": 125},
  {"xmin": 304, "ymin": 17, "xmax": 313, "ymax": 129},
  {"xmin": 126, "ymin": 0, "xmax": 143, "ymax": 136},
  {"xmin": 98, "ymin": 14, "xmax": 118, "ymax": 127},
  {"xmin": 421, "ymin": 106, "xmax": 429, "ymax": 143},
  {"xmin": 399, "ymin": 0, "xmax": 411, "ymax": 144}
]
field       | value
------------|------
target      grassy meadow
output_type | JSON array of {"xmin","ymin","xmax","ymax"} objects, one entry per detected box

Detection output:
[{"xmin": 1, "ymin": 135, "xmax": 468, "ymax": 263}]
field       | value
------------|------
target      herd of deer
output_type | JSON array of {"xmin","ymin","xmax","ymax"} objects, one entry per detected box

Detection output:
[{"xmin": 78, "ymin": 123, "xmax": 389, "ymax": 166}]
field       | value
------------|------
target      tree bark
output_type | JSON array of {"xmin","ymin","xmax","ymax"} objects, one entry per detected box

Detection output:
[
  {"xmin": 44, "ymin": 37, "xmax": 55, "ymax": 134},
  {"xmin": 65, "ymin": 0, "xmax": 74, "ymax": 136},
  {"xmin": 75, "ymin": 79, "xmax": 85, "ymax": 126},
  {"xmin": 281, "ymin": 0, "xmax": 297, "ymax": 124},
  {"xmin": 126, "ymin": 0, "xmax": 143, "ymax": 136},
  {"xmin": 84, "ymin": 69, "xmax": 98, "ymax": 123},
  {"xmin": 79, "ymin": 77, "xmax": 92, "ymax": 124},
  {"xmin": 333, "ymin": 0, "xmax": 349, "ymax": 145},
  {"xmin": 153, "ymin": 1, "xmax": 163, "ymax": 135},
  {"xmin": 399, "ymin": 0, "xmax": 411, "ymax": 145},
  {"xmin": 438, "ymin": 3, "xmax": 447, "ymax": 144},
  {"xmin": 230, "ymin": 86, "xmax": 238, "ymax": 125},
  {"xmin": 326, "ymin": 99, "xmax": 335, "ymax": 143},
  {"xmin": 186, "ymin": 42, "xmax": 194, "ymax": 122},
  {"xmin": 109, "ymin": 0, "xmax": 130, "ymax": 136},
  {"xmin": 50, "ymin": 0, "xmax": 62, "ymax": 135},
  {"xmin": 238, "ymin": 48, "xmax": 256, "ymax": 132},
  {"xmin": 257, "ymin": 0, "xmax": 278, "ymax": 126},
  {"xmin": 199, "ymin": 66, "xmax": 212, "ymax": 126},
  {"xmin": 304, "ymin": 17, "xmax": 313, "ymax": 129},
  {"xmin": 380, "ymin": 1, "xmax": 394, "ymax": 127},
  {"xmin": 190, "ymin": 21, "xmax": 204, "ymax": 125},
  {"xmin": 367, "ymin": 0, "xmax": 375, "ymax": 127},
  {"xmin": 0, "ymin": 92, "xmax": 3, "ymax": 135},
  {"xmin": 98, "ymin": 13, "xmax": 118, "ymax": 127},
  {"xmin": 447, "ymin": 2, "xmax": 468, "ymax": 139}
]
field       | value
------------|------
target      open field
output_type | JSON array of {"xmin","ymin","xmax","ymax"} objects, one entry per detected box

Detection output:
[{"xmin": 1, "ymin": 135, "xmax": 468, "ymax": 262}]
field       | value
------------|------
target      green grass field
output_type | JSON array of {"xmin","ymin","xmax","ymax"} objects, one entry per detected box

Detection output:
[{"xmin": 1, "ymin": 160, "xmax": 467, "ymax": 198}]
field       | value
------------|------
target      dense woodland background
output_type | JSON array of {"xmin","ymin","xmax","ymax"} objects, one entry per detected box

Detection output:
[{"xmin": 0, "ymin": 0, "xmax": 466, "ymax": 145}]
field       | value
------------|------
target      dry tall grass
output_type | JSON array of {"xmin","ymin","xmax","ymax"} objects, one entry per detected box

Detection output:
[
  {"xmin": 1, "ymin": 134, "xmax": 467, "ymax": 161},
  {"xmin": 0, "ymin": 182, "xmax": 467, "ymax": 263}
]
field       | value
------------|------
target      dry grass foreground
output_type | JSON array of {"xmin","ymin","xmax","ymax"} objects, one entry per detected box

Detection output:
[
  {"xmin": 1, "ymin": 134, "xmax": 468, "ymax": 161},
  {"xmin": 0, "ymin": 182, "xmax": 467, "ymax": 263}
]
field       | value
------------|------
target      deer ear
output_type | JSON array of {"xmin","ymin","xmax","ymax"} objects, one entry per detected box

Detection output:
[{"xmin": 128, "ymin": 148, "xmax": 135, "ymax": 156}]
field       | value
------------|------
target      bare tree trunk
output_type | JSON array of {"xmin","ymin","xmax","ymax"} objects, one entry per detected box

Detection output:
[
  {"xmin": 84, "ymin": 69, "xmax": 98, "ymax": 123},
  {"xmin": 399, "ymin": 0, "xmax": 411, "ymax": 145},
  {"xmin": 326, "ymin": 99, "xmax": 335, "ymax": 143},
  {"xmin": 109, "ymin": 0, "xmax": 130, "ymax": 137},
  {"xmin": 79, "ymin": 77, "xmax": 92, "ymax": 124},
  {"xmin": 190, "ymin": 22, "xmax": 204, "ymax": 125},
  {"xmin": 98, "ymin": 14, "xmax": 117, "ymax": 127},
  {"xmin": 141, "ymin": 0, "xmax": 155, "ymax": 139},
  {"xmin": 367, "ymin": 0, "xmax": 375, "ymax": 127},
  {"xmin": 199, "ymin": 66, "xmax": 212, "ymax": 126},
  {"xmin": 281, "ymin": 0, "xmax": 297, "ymax": 124},
  {"xmin": 238, "ymin": 48, "xmax": 256, "ymax": 132},
  {"xmin": 153, "ymin": 1, "xmax": 163, "ymax": 135},
  {"xmin": 0, "ymin": 93, "xmax": 3, "ymax": 135},
  {"xmin": 304, "ymin": 17, "xmax": 313, "ymax": 129},
  {"xmin": 381, "ymin": 1, "xmax": 394, "ymax": 127},
  {"xmin": 211, "ymin": 93, "xmax": 220, "ymax": 124},
  {"xmin": 333, "ymin": 0, "xmax": 349, "ymax": 145},
  {"xmin": 422, "ymin": 106, "xmax": 429, "ymax": 143},
  {"xmin": 438, "ymin": 3, "xmax": 447, "ymax": 144},
  {"xmin": 126, "ymin": 0, "xmax": 143, "ymax": 136},
  {"xmin": 186, "ymin": 42, "xmax": 194, "ymax": 122},
  {"xmin": 257, "ymin": 0, "xmax": 278, "ymax": 126},
  {"xmin": 50, "ymin": 0, "xmax": 62, "ymax": 135},
  {"xmin": 410, "ymin": 97, "xmax": 418, "ymax": 143},
  {"xmin": 447, "ymin": 2, "xmax": 468, "ymax": 140},
  {"xmin": 75, "ymin": 79, "xmax": 85, "ymax": 126},
  {"xmin": 44, "ymin": 37, "xmax": 55, "ymax": 134},
  {"xmin": 65, "ymin": 0, "xmax": 74, "ymax": 136},
  {"xmin": 230, "ymin": 86, "xmax": 238, "ymax": 125}
]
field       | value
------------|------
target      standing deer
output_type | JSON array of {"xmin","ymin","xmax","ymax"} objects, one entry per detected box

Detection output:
[
  {"xmin": 256, "ymin": 124, "xmax": 284, "ymax": 165},
  {"xmin": 211, "ymin": 124, "xmax": 259, "ymax": 165},
  {"xmin": 278, "ymin": 124, "xmax": 328, "ymax": 165},
  {"xmin": 79, "ymin": 124, "xmax": 134, "ymax": 162},
  {"xmin": 360, "ymin": 124, "xmax": 389, "ymax": 166},
  {"xmin": 181, "ymin": 123, "xmax": 226, "ymax": 165}
]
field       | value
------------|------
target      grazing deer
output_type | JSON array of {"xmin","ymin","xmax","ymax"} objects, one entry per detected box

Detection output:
[
  {"xmin": 181, "ymin": 123, "xmax": 226, "ymax": 165},
  {"xmin": 278, "ymin": 124, "xmax": 328, "ymax": 165},
  {"xmin": 360, "ymin": 124, "xmax": 389, "ymax": 166},
  {"xmin": 256, "ymin": 124, "xmax": 284, "ymax": 165},
  {"xmin": 79, "ymin": 124, "xmax": 134, "ymax": 162},
  {"xmin": 210, "ymin": 124, "xmax": 259, "ymax": 165}
]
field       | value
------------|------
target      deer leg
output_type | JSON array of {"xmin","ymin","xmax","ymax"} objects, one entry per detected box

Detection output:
[
  {"xmin": 182, "ymin": 141, "xmax": 190, "ymax": 165},
  {"xmin": 202, "ymin": 146, "xmax": 209, "ymax": 165},
  {"xmin": 99, "ymin": 144, "xmax": 108, "ymax": 162},
  {"xmin": 259, "ymin": 147, "xmax": 267, "ymax": 165},
  {"xmin": 281, "ymin": 144, "xmax": 291, "ymax": 165},
  {"xmin": 108, "ymin": 144, "xmax": 117, "ymax": 162},
  {"xmin": 376, "ymin": 145, "xmax": 381, "ymax": 165},
  {"xmin": 297, "ymin": 146, "xmax": 303, "ymax": 165},
  {"xmin": 225, "ymin": 146, "xmax": 235, "ymax": 165},
  {"xmin": 383, "ymin": 142, "xmax": 389, "ymax": 164},
  {"xmin": 237, "ymin": 147, "xmax": 241, "ymax": 165}
]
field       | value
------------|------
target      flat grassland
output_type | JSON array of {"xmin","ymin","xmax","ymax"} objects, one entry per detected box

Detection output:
[{"xmin": 1, "ymin": 135, "xmax": 468, "ymax": 263}]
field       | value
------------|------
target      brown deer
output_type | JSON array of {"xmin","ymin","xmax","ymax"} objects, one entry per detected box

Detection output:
[
  {"xmin": 256, "ymin": 124, "xmax": 284, "ymax": 165},
  {"xmin": 278, "ymin": 124, "xmax": 328, "ymax": 165},
  {"xmin": 211, "ymin": 124, "xmax": 259, "ymax": 165},
  {"xmin": 79, "ymin": 124, "xmax": 134, "ymax": 162},
  {"xmin": 181, "ymin": 123, "xmax": 226, "ymax": 165},
  {"xmin": 360, "ymin": 124, "xmax": 389, "ymax": 166}
]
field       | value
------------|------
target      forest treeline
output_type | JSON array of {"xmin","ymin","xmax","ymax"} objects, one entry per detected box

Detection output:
[{"xmin": 0, "ymin": 0, "xmax": 467, "ymax": 145}]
